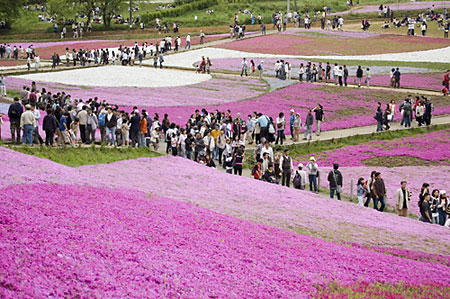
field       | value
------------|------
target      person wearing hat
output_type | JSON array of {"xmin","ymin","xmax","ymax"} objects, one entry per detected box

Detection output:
[
  {"xmin": 20, "ymin": 104, "xmax": 35, "ymax": 146},
  {"xmin": 293, "ymin": 163, "xmax": 307, "ymax": 190},
  {"xmin": 307, "ymin": 157, "xmax": 319, "ymax": 193},
  {"xmin": 328, "ymin": 163, "xmax": 343, "ymax": 200}
]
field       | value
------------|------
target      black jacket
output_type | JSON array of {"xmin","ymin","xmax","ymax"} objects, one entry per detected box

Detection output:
[
  {"xmin": 8, "ymin": 102, "xmax": 23, "ymax": 122},
  {"xmin": 328, "ymin": 170, "xmax": 343, "ymax": 188},
  {"xmin": 129, "ymin": 115, "xmax": 141, "ymax": 132},
  {"xmin": 105, "ymin": 113, "xmax": 117, "ymax": 128},
  {"xmin": 42, "ymin": 114, "xmax": 58, "ymax": 132}
]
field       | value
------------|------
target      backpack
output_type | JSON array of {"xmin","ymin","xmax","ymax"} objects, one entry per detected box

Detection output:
[
  {"xmin": 98, "ymin": 113, "xmax": 106, "ymax": 126},
  {"xmin": 293, "ymin": 173, "xmax": 301, "ymax": 188},
  {"xmin": 257, "ymin": 64, "xmax": 262, "ymax": 71}
]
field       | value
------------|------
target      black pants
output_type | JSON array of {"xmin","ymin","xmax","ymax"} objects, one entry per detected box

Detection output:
[
  {"xmin": 79, "ymin": 124, "xmax": 86, "ymax": 143},
  {"xmin": 130, "ymin": 130, "xmax": 139, "ymax": 147},
  {"xmin": 45, "ymin": 130, "xmax": 54, "ymax": 146},
  {"xmin": 364, "ymin": 193, "xmax": 372, "ymax": 207},
  {"xmin": 260, "ymin": 126, "xmax": 268, "ymax": 142},
  {"xmin": 282, "ymin": 170, "xmax": 291, "ymax": 187},
  {"xmin": 234, "ymin": 165, "xmax": 242, "ymax": 176},
  {"xmin": 218, "ymin": 148, "xmax": 224, "ymax": 165}
]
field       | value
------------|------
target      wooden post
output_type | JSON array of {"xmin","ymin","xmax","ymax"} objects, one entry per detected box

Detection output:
[
  {"xmin": 317, "ymin": 171, "xmax": 321, "ymax": 192},
  {"xmin": 350, "ymin": 179, "xmax": 354, "ymax": 201}
]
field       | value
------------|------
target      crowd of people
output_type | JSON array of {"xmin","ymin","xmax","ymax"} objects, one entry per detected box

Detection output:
[
  {"xmin": 374, "ymin": 95, "xmax": 434, "ymax": 132},
  {"xmin": 1, "ymin": 79, "xmax": 448, "ymax": 226},
  {"xmin": 378, "ymin": 4, "xmax": 449, "ymax": 38}
]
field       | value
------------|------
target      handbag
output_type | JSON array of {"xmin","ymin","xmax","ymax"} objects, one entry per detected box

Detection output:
[
  {"xmin": 332, "ymin": 171, "xmax": 342, "ymax": 193},
  {"xmin": 445, "ymin": 205, "xmax": 450, "ymax": 215}
]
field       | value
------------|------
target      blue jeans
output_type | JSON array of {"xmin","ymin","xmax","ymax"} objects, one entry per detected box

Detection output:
[
  {"xmin": 403, "ymin": 115, "xmax": 411, "ymax": 127},
  {"xmin": 373, "ymin": 196, "xmax": 385, "ymax": 211},
  {"xmin": 438, "ymin": 209, "xmax": 447, "ymax": 225},
  {"xmin": 22, "ymin": 124, "xmax": 34, "ymax": 146},
  {"xmin": 304, "ymin": 125, "xmax": 312, "ymax": 139},
  {"xmin": 309, "ymin": 174, "xmax": 317, "ymax": 192},
  {"xmin": 106, "ymin": 127, "xmax": 115, "ymax": 145},
  {"xmin": 139, "ymin": 133, "xmax": 146, "ymax": 147},
  {"xmin": 376, "ymin": 120, "xmax": 383, "ymax": 132},
  {"xmin": 330, "ymin": 188, "xmax": 341, "ymax": 200}
]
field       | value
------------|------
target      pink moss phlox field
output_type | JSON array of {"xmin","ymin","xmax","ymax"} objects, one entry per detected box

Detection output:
[
  {"xmin": 336, "ymin": 166, "xmax": 450, "ymax": 217},
  {"xmin": 215, "ymin": 32, "xmax": 450, "ymax": 56},
  {"xmin": 334, "ymin": 1, "xmax": 450, "ymax": 15},
  {"xmin": 7, "ymin": 79, "xmax": 450, "ymax": 131},
  {"xmin": 7, "ymin": 75, "xmax": 266, "ymax": 108},
  {"xmin": 282, "ymin": 28, "xmax": 381, "ymax": 38},
  {"xmin": 2, "ymin": 183, "xmax": 450, "ymax": 298},
  {"xmin": 1, "ymin": 147, "xmax": 449, "ymax": 255},
  {"xmin": 295, "ymin": 129, "xmax": 450, "ymax": 167},
  {"xmin": 353, "ymin": 72, "xmax": 446, "ymax": 91}
]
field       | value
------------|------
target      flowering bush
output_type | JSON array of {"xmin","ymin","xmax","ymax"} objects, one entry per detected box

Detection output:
[
  {"xmin": 353, "ymin": 72, "xmax": 445, "ymax": 91},
  {"xmin": 336, "ymin": 1, "xmax": 450, "ymax": 15},
  {"xmin": 7, "ymin": 74, "xmax": 266, "ymax": 108},
  {"xmin": 295, "ymin": 128, "xmax": 450, "ymax": 167},
  {"xmin": 216, "ymin": 33, "xmax": 450, "ymax": 56},
  {"xmin": 336, "ymin": 165, "xmax": 450, "ymax": 216},
  {"xmin": 1, "ymin": 182, "xmax": 450, "ymax": 298},
  {"xmin": 1, "ymin": 147, "xmax": 449, "ymax": 255}
]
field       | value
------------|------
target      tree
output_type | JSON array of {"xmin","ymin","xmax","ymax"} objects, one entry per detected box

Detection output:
[
  {"xmin": 47, "ymin": 0, "xmax": 73, "ymax": 21},
  {"xmin": 77, "ymin": 0, "xmax": 95, "ymax": 25},
  {"xmin": 99, "ymin": 0, "xmax": 121, "ymax": 27},
  {"xmin": 0, "ymin": 0, "xmax": 24, "ymax": 23}
]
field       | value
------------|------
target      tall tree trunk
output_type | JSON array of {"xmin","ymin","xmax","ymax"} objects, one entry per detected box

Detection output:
[{"xmin": 294, "ymin": 0, "xmax": 297, "ymax": 12}]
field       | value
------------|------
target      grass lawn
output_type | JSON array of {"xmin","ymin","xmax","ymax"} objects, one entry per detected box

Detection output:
[{"xmin": 5, "ymin": 145, "xmax": 161, "ymax": 167}]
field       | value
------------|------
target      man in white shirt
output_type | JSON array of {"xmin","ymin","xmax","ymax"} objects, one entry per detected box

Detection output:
[
  {"xmin": 77, "ymin": 106, "xmax": 88, "ymax": 144},
  {"xmin": 31, "ymin": 104, "xmax": 42, "ymax": 144},
  {"xmin": 240, "ymin": 58, "xmax": 248, "ymax": 77},
  {"xmin": 185, "ymin": 34, "xmax": 191, "ymax": 49},
  {"xmin": 260, "ymin": 140, "xmax": 274, "ymax": 161}
]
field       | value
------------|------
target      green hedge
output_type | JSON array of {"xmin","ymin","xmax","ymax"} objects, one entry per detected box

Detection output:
[{"xmin": 142, "ymin": 0, "xmax": 218, "ymax": 23}]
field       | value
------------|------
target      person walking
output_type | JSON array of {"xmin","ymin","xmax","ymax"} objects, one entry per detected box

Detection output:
[
  {"xmin": 328, "ymin": 163, "xmax": 343, "ymax": 200},
  {"xmin": 288, "ymin": 109, "xmax": 295, "ymax": 140},
  {"xmin": 279, "ymin": 149, "xmax": 293, "ymax": 187},
  {"xmin": 356, "ymin": 66, "xmax": 363, "ymax": 87},
  {"xmin": 393, "ymin": 68, "xmax": 401, "ymax": 88},
  {"xmin": 8, "ymin": 97, "xmax": 23, "ymax": 144},
  {"xmin": 303, "ymin": 109, "xmax": 313, "ymax": 140},
  {"xmin": 0, "ymin": 75, "xmax": 6, "ymax": 97},
  {"xmin": 307, "ymin": 157, "xmax": 319, "ymax": 193},
  {"xmin": 395, "ymin": 181, "xmax": 411, "ymax": 217},
  {"xmin": 275, "ymin": 112, "xmax": 285, "ymax": 145},
  {"xmin": 356, "ymin": 178, "xmax": 368, "ymax": 206},
  {"xmin": 240, "ymin": 58, "xmax": 248, "ymax": 77},
  {"xmin": 375, "ymin": 102, "xmax": 383, "ymax": 132},
  {"xmin": 185, "ymin": 33, "xmax": 191, "ymax": 49},
  {"xmin": 401, "ymin": 99, "xmax": 412, "ymax": 128},
  {"xmin": 372, "ymin": 172, "xmax": 386, "ymax": 212},
  {"xmin": 293, "ymin": 163, "xmax": 307, "ymax": 190},
  {"xmin": 365, "ymin": 68, "xmax": 371, "ymax": 87}
]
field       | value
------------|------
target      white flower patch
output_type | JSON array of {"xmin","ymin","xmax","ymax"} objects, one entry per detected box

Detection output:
[
  {"xmin": 0, "ymin": 62, "xmax": 52, "ymax": 71},
  {"xmin": 156, "ymin": 46, "xmax": 450, "ymax": 70},
  {"xmin": 11, "ymin": 65, "xmax": 212, "ymax": 88}
]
